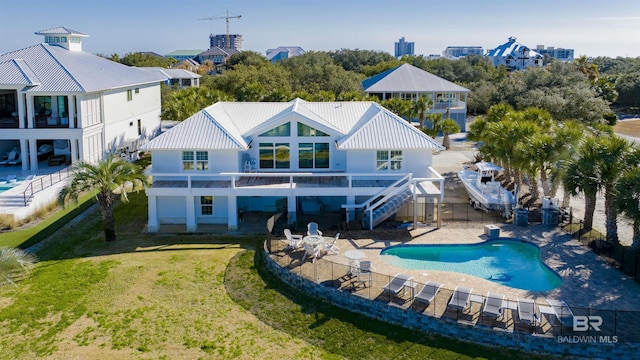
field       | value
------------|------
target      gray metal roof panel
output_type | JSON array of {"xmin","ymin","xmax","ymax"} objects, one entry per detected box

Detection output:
[
  {"xmin": 362, "ymin": 63, "xmax": 470, "ymax": 93},
  {"xmin": 141, "ymin": 110, "xmax": 247, "ymax": 150},
  {"xmin": 0, "ymin": 44, "xmax": 165, "ymax": 92},
  {"xmin": 35, "ymin": 26, "xmax": 88, "ymax": 36},
  {"xmin": 0, "ymin": 59, "xmax": 41, "ymax": 85},
  {"xmin": 145, "ymin": 100, "xmax": 442, "ymax": 152},
  {"xmin": 337, "ymin": 104, "xmax": 444, "ymax": 150}
]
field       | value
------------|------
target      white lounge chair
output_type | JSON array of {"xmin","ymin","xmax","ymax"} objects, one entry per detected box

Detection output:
[
  {"xmin": 283, "ymin": 229, "xmax": 303, "ymax": 251},
  {"xmin": 483, "ymin": 292, "xmax": 506, "ymax": 319},
  {"xmin": 307, "ymin": 222, "xmax": 322, "ymax": 236},
  {"xmin": 325, "ymin": 233, "xmax": 340, "ymax": 254},
  {"xmin": 546, "ymin": 299, "xmax": 574, "ymax": 326},
  {"xmin": 517, "ymin": 298, "xmax": 539, "ymax": 327},
  {"xmin": 448, "ymin": 286, "xmax": 473, "ymax": 311},
  {"xmin": 0, "ymin": 149, "xmax": 18, "ymax": 165},
  {"xmin": 414, "ymin": 281, "xmax": 443, "ymax": 305},
  {"xmin": 5, "ymin": 174, "xmax": 17, "ymax": 183},
  {"xmin": 382, "ymin": 273, "xmax": 415, "ymax": 297},
  {"xmin": 301, "ymin": 242, "xmax": 320, "ymax": 263}
]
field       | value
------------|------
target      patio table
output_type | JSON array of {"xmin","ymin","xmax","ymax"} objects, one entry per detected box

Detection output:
[{"xmin": 345, "ymin": 249, "xmax": 365, "ymax": 276}]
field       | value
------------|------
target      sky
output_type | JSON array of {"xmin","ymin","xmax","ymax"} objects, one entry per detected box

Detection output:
[{"xmin": 1, "ymin": 0, "xmax": 639, "ymax": 58}]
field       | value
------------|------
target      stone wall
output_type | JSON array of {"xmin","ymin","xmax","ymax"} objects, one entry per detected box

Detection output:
[{"xmin": 262, "ymin": 246, "xmax": 639, "ymax": 359}]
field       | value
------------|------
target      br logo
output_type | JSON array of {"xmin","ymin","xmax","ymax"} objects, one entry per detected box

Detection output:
[{"xmin": 573, "ymin": 316, "xmax": 602, "ymax": 332}]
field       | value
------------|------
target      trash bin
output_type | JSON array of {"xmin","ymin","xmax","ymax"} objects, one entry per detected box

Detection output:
[
  {"xmin": 542, "ymin": 208, "xmax": 560, "ymax": 226},
  {"xmin": 514, "ymin": 208, "xmax": 528, "ymax": 227}
]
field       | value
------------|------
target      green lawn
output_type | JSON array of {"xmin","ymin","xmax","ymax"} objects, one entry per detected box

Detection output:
[{"xmin": 0, "ymin": 193, "xmax": 551, "ymax": 359}]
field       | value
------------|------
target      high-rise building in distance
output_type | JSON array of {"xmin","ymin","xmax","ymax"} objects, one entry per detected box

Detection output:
[
  {"xmin": 209, "ymin": 34, "xmax": 243, "ymax": 50},
  {"xmin": 394, "ymin": 37, "xmax": 414, "ymax": 58}
]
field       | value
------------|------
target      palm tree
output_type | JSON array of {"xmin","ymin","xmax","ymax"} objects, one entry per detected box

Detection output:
[
  {"xmin": 597, "ymin": 136, "xmax": 636, "ymax": 244},
  {"xmin": 411, "ymin": 95, "xmax": 433, "ymax": 128},
  {"xmin": 59, "ymin": 155, "xmax": 147, "ymax": 242},
  {"xmin": 615, "ymin": 167, "xmax": 640, "ymax": 249},
  {"xmin": 381, "ymin": 97, "xmax": 412, "ymax": 121},
  {"xmin": 440, "ymin": 118, "xmax": 460, "ymax": 150},
  {"xmin": 0, "ymin": 247, "xmax": 37, "ymax": 286}
]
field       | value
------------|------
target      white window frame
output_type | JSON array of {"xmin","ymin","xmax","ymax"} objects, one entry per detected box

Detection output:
[
  {"xmin": 376, "ymin": 150, "xmax": 402, "ymax": 171},
  {"xmin": 200, "ymin": 196, "xmax": 213, "ymax": 216},
  {"xmin": 182, "ymin": 151, "xmax": 208, "ymax": 171}
]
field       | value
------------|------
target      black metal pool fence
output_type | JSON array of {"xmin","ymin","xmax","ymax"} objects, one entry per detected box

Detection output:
[{"xmin": 266, "ymin": 236, "xmax": 640, "ymax": 343}]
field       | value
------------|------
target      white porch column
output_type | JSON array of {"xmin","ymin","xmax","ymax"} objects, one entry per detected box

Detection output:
[
  {"xmin": 346, "ymin": 195, "xmax": 355, "ymax": 222},
  {"xmin": 26, "ymin": 95, "xmax": 34, "ymax": 128},
  {"xmin": 17, "ymin": 92, "xmax": 26, "ymax": 129},
  {"xmin": 186, "ymin": 195, "xmax": 196, "ymax": 232},
  {"xmin": 70, "ymin": 138, "xmax": 79, "ymax": 163},
  {"xmin": 17, "ymin": 138, "xmax": 28, "ymax": 170},
  {"xmin": 28, "ymin": 138, "xmax": 37, "ymax": 171},
  {"xmin": 68, "ymin": 95, "xmax": 76, "ymax": 128},
  {"xmin": 227, "ymin": 196, "xmax": 238, "ymax": 231},
  {"xmin": 147, "ymin": 195, "xmax": 159, "ymax": 232},
  {"xmin": 436, "ymin": 198, "xmax": 442, "ymax": 229},
  {"xmin": 287, "ymin": 195, "xmax": 296, "ymax": 224}
]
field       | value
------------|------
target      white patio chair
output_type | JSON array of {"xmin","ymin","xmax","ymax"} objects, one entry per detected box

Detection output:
[
  {"xmin": 307, "ymin": 222, "xmax": 323, "ymax": 236},
  {"xmin": 301, "ymin": 242, "xmax": 320, "ymax": 263},
  {"xmin": 325, "ymin": 233, "xmax": 340, "ymax": 254},
  {"xmin": 356, "ymin": 260, "xmax": 372, "ymax": 287},
  {"xmin": 283, "ymin": 229, "xmax": 303, "ymax": 251}
]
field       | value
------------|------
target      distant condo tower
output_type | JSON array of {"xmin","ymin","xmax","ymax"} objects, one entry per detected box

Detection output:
[
  {"xmin": 394, "ymin": 37, "xmax": 414, "ymax": 58},
  {"xmin": 209, "ymin": 34, "xmax": 242, "ymax": 50}
]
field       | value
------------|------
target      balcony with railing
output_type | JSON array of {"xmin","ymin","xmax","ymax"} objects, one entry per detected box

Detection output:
[{"xmin": 34, "ymin": 114, "xmax": 71, "ymax": 128}]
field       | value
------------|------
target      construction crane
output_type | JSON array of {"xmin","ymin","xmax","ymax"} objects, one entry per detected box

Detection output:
[{"xmin": 197, "ymin": 11, "xmax": 242, "ymax": 49}]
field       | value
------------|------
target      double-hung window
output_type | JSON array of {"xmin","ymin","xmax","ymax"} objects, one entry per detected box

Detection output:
[
  {"xmin": 376, "ymin": 150, "xmax": 402, "ymax": 171},
  {"xmin": 182, "ymin": 151, "xmax": 208, "ymax": 171},
  {"xmin": 200, "ymin": 196, "xmax": 213, "ymax": 215}
]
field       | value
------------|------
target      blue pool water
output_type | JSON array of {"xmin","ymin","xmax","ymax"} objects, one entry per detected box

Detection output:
[{"xmin": 380, "ymin": 238, "xmax": 562, "ymax": 291}]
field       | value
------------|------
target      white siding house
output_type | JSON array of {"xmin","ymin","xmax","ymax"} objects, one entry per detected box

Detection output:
[
  {"xmin": 485, "ymin": 37, "xmax": 544, "ymax": 71},
  {"xmin": 141, "ymin": 99, "xmax": 446, "ymax": 232},
  {"xmin": 362, "ymin": 64, "xmax": 470, "ymax": 131},
  {"xmin": 0, "ymin": 27, "xmax": 164, "ymax": 171}
]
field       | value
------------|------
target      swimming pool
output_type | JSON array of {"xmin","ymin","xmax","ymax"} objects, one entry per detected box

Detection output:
[{"xmin": 380, "ymin": 238, "xmax": 562, "ymax": 291}]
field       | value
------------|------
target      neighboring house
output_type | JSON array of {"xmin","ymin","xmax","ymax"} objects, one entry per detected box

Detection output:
[
  {"xmin": 195, "ymin": 47, "xmax": 238, "ymax": 69},
  {"xmin": 485, "ymin": 37, "xmax": 543, "ymax": 71},
  {"xmin": 141, "ymin": 99, "xmax": 445, "ymax": 232},
  {"xmin": 362, "ymin": 63, "xmax": 470, "ymax": 131},
  {"xmin": 165, "ymin": 50, "xmax": 204, "ymax": 62},
  {"xmin": 0, "ymin": 27, "xmax": 164, "ymax": 171},
  {"xmin": 139, "ymin": 67, "xmax": 201, "ymax": 88},
  {"xmin": 171, "ymin": 58, "xmax": 201, "ymax": 73},
  {"xmin": 266, "ymin": 46, "xmax": 305, "ymax": 63}
]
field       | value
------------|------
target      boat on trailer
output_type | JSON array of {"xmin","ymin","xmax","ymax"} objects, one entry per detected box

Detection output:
[{"xmin": 458, "ymin": 161, "xmax": 516, "ymax": 219}]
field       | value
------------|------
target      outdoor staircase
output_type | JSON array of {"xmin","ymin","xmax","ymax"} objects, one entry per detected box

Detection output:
[
  {"xmin": 359, "ymin": 174, "xmax": 414, "ymax": 230},
  {"xmin": 0, "ymin": 194, "xmax": 31, "ymax": 207}
]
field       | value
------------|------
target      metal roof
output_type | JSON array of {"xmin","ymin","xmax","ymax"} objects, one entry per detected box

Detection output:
[
  {"xmin": 0, "ymin": 59, "xmax": 41, "ymax": 86},
  {"xmin": 362, "ymin": 63, "xmax": 470, "ymax": 93},
  {"xmin": 485, "ymin": 37, "xmax": 543, "ymax": 58},
  {"xmin": 0, "ymin": 44, "xmax": 165, "ymax": 92},
  {"xmin": 139, "ymin": 67, "xmax": 201, "ymax": 80},
  {"xmin": 34, "ymin": 26, "xmax": 88, "ymax": 37},
  {"xmin": 165, "ymin": 50, "xmax": 205, "ymax": 56},
  {"xmin": 142, "ymin": 100, "xmax": 443, "ymax": 152}
]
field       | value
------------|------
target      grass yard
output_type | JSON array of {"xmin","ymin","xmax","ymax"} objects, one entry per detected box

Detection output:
[{"xmin": 0, "ymin": 193, "xmax": 550, "ymax": 359}]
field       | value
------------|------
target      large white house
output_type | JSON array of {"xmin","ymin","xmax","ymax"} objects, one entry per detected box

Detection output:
[
  {"xmin": 141, "ymin": 99, "xmax": 446, "ymax": 232},
  {"xmin": 362, "ymin": 63, "xmax": 470, "ymax": 131},
  {"xmin": 0, "ymin": 27, "xmax": 164, "ymax": 171},
  {"xmin": 485, "ymin": 37, "xmax": 544, "ymax": 71}
]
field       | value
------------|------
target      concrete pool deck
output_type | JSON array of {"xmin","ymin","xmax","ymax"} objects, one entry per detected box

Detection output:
[{"xmin": 276, "ymin": 222, "xmax": 640, "ymax": 312}]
